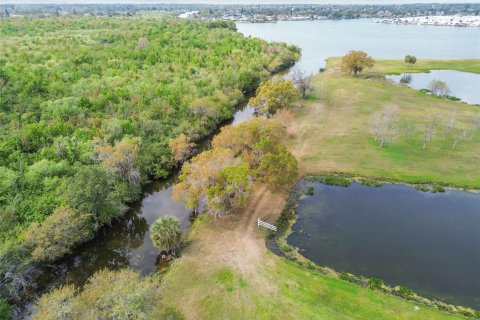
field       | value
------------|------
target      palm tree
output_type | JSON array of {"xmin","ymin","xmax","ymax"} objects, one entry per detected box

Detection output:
[{"xmin": 150, "ymin": 215, "xmax": 182, "ymax": 257}]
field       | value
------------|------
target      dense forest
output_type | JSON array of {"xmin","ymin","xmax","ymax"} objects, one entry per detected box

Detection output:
[{"xmin": 0, "ymin": 15, "xmax": 299, "ymax": 304}]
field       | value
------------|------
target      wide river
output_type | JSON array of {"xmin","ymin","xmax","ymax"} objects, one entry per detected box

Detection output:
[
  {"xmin": 237, "ymin": 19, "xmax": 480, "ymax": 74},
  {"xmin": 20, "ymin": 19, "xmax": 480, "ymax": 317}
]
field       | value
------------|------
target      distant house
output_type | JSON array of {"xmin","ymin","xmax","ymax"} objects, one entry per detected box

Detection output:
[{"xmin": 179, "ymin": 11, "xmax": 199, "ymax": 19}]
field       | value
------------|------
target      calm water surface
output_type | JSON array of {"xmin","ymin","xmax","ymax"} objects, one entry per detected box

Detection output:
[
  {"xmin": 22, "ymin": 19, "xmax": 480, "ymax": 317},
  {"xmin": 17, "ymin": 102, "xmax": 255, "ymax": 318},
  {"xmin": 387, "ymin": 70, "xmax": 480, "ymax": 105},
  {"xmin": 237, "ymin": 19, "xmax": 480, "ymax": 74},
  {"xmin": 288, "ymin": 181, "xmax": 480, "ymax": 310}
]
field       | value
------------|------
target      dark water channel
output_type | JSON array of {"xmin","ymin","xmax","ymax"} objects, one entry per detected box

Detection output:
[
  {"xmin": 16, "ymin": 101, "xmax": 256, "ymax": 318},
  {"xmin": 288, "ymin": 181, "xmax": 480, "ymax": 310}
]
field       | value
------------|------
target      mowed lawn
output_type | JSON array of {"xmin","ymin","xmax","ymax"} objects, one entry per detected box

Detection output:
[{"xmin": 276, "ymin": 59, "xmax": 480, "ymax": 188}]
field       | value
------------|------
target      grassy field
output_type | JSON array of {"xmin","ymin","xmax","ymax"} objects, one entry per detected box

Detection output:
[
  {"xmin": 327, "ymin": 57, "xmax": 480, "ymax": 74},
  {"xmin": 159, "ymin": 59, "xmax": 478, "ymax": 319},
  {"xmin": 276, "ymin": 59, "xmax": 480, "ymax": 188},
  {"xmin": 160, "ymin": 187, "xmax": 464, "ymax": 320}
]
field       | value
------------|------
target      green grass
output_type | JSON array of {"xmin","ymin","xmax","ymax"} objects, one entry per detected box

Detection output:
[
  {"xmin": 280, "ymin": 59, "xmax": 480, "ymax": 189},
  {"xmin": 326, "ymin": 57, "xmax": 480, "ymax": 74},
  {"xmin": 160, "ymin": 217, "xmax": 465, "ymax": 319}
]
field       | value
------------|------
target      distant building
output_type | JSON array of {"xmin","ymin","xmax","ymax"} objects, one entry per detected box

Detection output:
[{"xmin": 179, "ymin": 11, "xmax": 199, "ymax": 19}]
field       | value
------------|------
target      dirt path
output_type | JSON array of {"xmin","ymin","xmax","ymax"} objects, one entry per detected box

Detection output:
[{"xmin": 161, "ymin": 185, "xmax": 287, "ymax": 319}]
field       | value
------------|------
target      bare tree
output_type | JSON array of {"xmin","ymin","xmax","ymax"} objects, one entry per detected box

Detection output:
[
  {"xmin": 291, "ymin": 67, "xmax": 313, "ymax": 98},
  {"xmin": 423, "ymin": 115, "xmax": 437, "ymax": 149},
  {"xmin": 442, "ymin": 108, "xmax": 456, "ymax": 141},
  {"xmin": 428, "ymin": 80, "xmax": 450, "ymax": 97},
  {"xmin": 399, "ymin": 121, "xmax": 416, "ymax": 140},
  {"xmin": 371, "ymin": 106, "xmax": 398, "ymax": 148},
  {"xmin": 470, "ymin": 113, "xmax": 480, "ymax": 140},
  {"xmin": 452, "ymin": 129, "xmax": 468, "ymax": 149}
]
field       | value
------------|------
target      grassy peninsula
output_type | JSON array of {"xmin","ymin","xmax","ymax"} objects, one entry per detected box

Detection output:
[{"xmin": 276, "ymin": 59, "xmax": 480, "ymax": 188}]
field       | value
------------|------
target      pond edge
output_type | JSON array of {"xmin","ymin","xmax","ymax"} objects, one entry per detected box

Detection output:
[{"xmin": 269, "ymin": 174, "xmax": 480, "ymax": 318}]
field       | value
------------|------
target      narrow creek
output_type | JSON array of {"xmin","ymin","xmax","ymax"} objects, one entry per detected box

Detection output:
[{"xmin": 16, "ymin": 102, "xmax": 257, "ymax": 318}]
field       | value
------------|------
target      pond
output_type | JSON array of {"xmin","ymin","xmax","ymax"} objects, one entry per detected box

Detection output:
[
  {"xmin": 288, "ymin": 181, "xmax": 480, "ymax": 310},
  {"xmin": 237, "ymin": 19, "xmax": 480, "ymax": 74},
  {"xmin": 386, "ymin": 70, "xmax": 480, "ymax": 105}
]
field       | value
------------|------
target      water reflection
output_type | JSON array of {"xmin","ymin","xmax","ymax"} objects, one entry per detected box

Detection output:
[
  {"xmin": 237, "ymin": 19, "xmax": 480, "ymax": 75},
  {"xmin": 399, "ymin": 73, "xmax": 412, "ymax": 84},
  {"xmin": 289, "ymin": 181, "xmax": 480, "ymax": 310},
  {"xmin": 387, "ymin": 70, "xmax": 480, "ymax": 105},
  {"xmin": 30, "ymin": 95, "xmax": 256, "ymax": 299}
]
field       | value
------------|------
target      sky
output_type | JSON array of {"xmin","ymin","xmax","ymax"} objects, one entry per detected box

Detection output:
[{"xmin": 3, "ymin": 0, "xmax": 480, "ymax": 4}]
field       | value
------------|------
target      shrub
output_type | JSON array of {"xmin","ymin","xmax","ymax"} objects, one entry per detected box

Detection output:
[
  {"xmin": 395, "ymin": 285, "xmax": 413, "ymax": 297},
  {"xmin": 33, "ymin": 269, "xmax": 162, "ymax": 320},
  {"xmin": 0, "ymin": 298, "xmax": 12, "ymax": 320},
  {"xmin": 367, "ymin": 277, "xmax": 384, "ymax": 290},
  {"xmin": 26, "ymin": 206, "xmax": 93, "ymax": 262},
  {"xmin": 359, "ymin": 178, "xmax": 382, "ymax": 187},
  {"xmin": 34, "ymin": 285, "xmax": 77, "ymax": 320},
  {"xmin": 305, "ymin": 186, "xmax": 314, "ymax": 196},
  {"xmin": 415, "ymin": 184, "xmax": 429, "ymax": 192},
  {"xmin": 324, "ymin": 176, "xmax": 350, "ymax": 187},
  {"xmin": 339, "ymin": 272, "xmax": 354, "ymax": 282},
  {"xmin": 432, "ymin": 185, "xmax": 445, "ymax": 193}
]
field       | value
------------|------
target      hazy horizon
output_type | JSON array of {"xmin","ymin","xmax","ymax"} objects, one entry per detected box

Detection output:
[{"xmin": 3, "ymin": 0, "xmax": 480, "ymax": 5}]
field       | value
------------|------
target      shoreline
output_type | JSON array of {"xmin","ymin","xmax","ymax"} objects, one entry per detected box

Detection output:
[
  {"xmin": 272, "ymin": 174, "xmax": 479, "ymax": 318},
  {"xmin": 377, "ymin": 16, "xmax": 480, "ymax": 28}
]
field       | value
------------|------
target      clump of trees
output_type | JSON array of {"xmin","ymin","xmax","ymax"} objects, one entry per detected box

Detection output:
[
  {"xmin": 33, "ymin": 268, "xmax": 181, "ymax": 320},
  {"xmin": 173, "ymin": 118, "xmax": 297, "ymax": 218},
  {"xmin": 249, "ymin": 78, "xmax": 299, "ymax": 116},
  {"xmin": 370, "ymin": 106, "xmax": 479, "ymax": 151},
  {"xmin": 404, "ymin": 55, "xmax": 417, "ymax": 69},
  {"xmin": 150, "ymin": 215, "xmax": 182, "ymax": 257},
  {"xmin": 169, "ymin": 134, "xmax": 197, "ymax": 166},
  {"xmin": 341, "ymin": 50, "xmax": 375, "ymax": 76},
  {"xmin": 0, "ymin": 16, "xmax": 299, "ymax": 299},
  {"xmin": 26, "ymin": 207, "xmax": 92, "ymax": 262}
]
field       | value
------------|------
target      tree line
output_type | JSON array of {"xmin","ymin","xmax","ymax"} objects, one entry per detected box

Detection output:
[{"xmin": 0, "ymin": 15, "xmax": 299, "ymax": 303}]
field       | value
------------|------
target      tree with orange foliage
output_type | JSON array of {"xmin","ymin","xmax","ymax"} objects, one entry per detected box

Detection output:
[
  {"xmin": 169, "ymin": 134, "xmax": 196, "ymax": 166},
  {"xmin": 341, "ymin": 50, "xmax": 375, "ymax": 76}
]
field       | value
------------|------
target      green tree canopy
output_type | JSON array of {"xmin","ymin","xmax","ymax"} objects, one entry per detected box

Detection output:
[
  {"xmin": 249, "ymin": 78, "xmax": 299, "ymax": 116},
  {"xmin": 150, "ymin": 215, "xmax": 182, "ymax": 252}
]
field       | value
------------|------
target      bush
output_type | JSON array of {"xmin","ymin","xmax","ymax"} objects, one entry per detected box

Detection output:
[
  {"xmin": 432, "ymin": 185, "xmax": 445, "ymax": 193},
  {"xmin": 34, "ymin": 269, "xmax": 162, "ymax": 320},
  {"xmin": 395, "ymin": 285, "xmax": 413, "ymax": 297},
  {"xmin": 26, "ymin": 206, "xmax": 93, "ymax": 262},
  {"xmin": 339, "ymin": 272, "xmax": 354, "ymax": 282},
  {"xmin": 415, "ymin": 184, "xmax": 429, "ymax": 192},
  {"xmin": 0, "ymin": 298, "xmax": 12, "ymax": 320},
  {"xmin": 305, "ymin": 186, "xmax": 314, "ymax": 196},
  {"xmin": 367, "ymin": 277, "xmax": 384, "ymax": 290},
  {"xmin": 324, "ymin": 176, "xmax": 350, "ymax": 187},
  {"xmin": 359, "ymin": 178, "xmax": 382, "ymax": 187}
]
